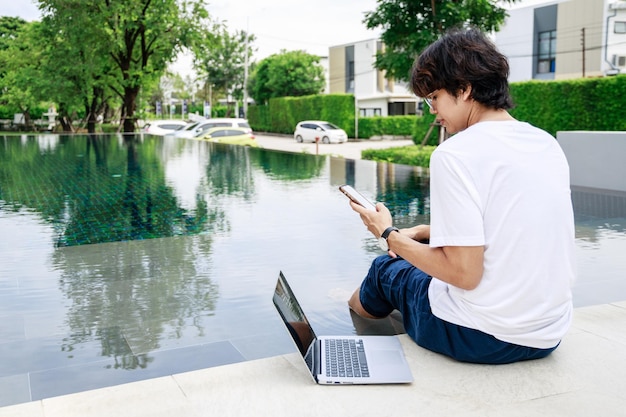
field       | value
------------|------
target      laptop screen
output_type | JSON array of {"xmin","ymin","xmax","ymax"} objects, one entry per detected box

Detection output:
[{"xmin": 273, "ymin": 272, "xmax": 317, "ymax": 357}]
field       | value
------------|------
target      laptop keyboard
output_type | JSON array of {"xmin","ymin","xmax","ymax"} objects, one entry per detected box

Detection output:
[{"xmin": 325, "ymin": 338, "xmax": 370, "ymax": 378}]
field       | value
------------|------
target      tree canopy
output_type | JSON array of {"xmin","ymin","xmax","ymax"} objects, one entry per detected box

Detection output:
[
  {"xmin": 248, "ymin": 50, "xmax": 325, "ymax": 105},
  {"xmin": 0, "ymin": 20, "xmax": 45, "ymax": 125},
  {"xmin": 192, "ymin": 23, "xmax": 256, "ymax": 115},
  {"xmin": 36, "ymin": 0, "xmax": 212, "ymax": 132},
  {"xmin": 364, "ymin": 0, "xmax": 519, "ymax": 81},
  {"xmin": 0, "ymin": 16, "xmax": 27, "ymax": 51}
]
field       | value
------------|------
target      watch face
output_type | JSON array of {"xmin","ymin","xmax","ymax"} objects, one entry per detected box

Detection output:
[{"xmin": 378, "ymin": 237, "xmax": 388, "ymax": 251}]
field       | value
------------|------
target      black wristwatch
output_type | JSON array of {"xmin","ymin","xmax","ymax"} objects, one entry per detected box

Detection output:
[{"xmin": 378, "ymin": 226, "xmax": 399, "ymax": 251}]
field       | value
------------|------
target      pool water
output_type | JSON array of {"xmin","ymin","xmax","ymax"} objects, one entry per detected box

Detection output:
[{"xmin": 1, "ymin": 133, "xmax": 625, "ymax": 406}]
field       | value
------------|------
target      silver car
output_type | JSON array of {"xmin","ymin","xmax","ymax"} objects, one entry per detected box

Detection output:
[
  {"xmin": 294, "ymin": 121, "xmax": 348, "ymax": 144},
  {"xmin": 166, "ymin": 118, "xmax": 252, "ymax": 139},
  {"xmin": 141, "ymin": 119, "xmax": 188, "ymax": 136}
]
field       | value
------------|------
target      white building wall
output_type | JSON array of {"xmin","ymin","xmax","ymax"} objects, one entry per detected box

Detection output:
[
  {"xmin": 496, "ymin": 5, "xmax": 537, "ymax": 82},
  {"xmin": 353, "ymin": 40, "xmax": 378, "ymax": 99},
  {"xmin": 329, "ymin": 38, "xmax": 418, "ymax": 117},
  {"xmin": 357, "ymin": 97, "xmax": 388, "ymax": 115},
  {"xmin": 391, "ymin": 80, "xmax": 414, "ymax": 98},
  {"xmin": 498, "ymin": 0, "xmax": 626, "ymax": 80},
  {"xmin": 607, "ymin": 1, "xmax": 626, "ymax": 73}
]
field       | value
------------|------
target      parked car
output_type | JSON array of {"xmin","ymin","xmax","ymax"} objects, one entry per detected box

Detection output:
[
  {"xmin": 198, "ymin": 126, "xmax": 258, "ymax": 147},
  {"xmin": 294, "ymin": 121, "xmax": 348, "ymax": 144},
  {"xmin": 166, "ymin": 118, "xmax": 252, "ymax": 139},
  {"xmin": 141, "ymin": 119, "xmax": 187, "ymax": 136}
]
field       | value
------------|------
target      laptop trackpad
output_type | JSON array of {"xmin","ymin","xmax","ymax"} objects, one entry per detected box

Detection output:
[{"xmin": 370, "ymin": 349, "xmax": 405, "ymax": 366}]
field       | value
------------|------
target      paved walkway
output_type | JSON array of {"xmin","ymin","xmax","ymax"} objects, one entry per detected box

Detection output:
[
  {"xmin": 254, "ymin": 134, "xmax": 415, "ymax": 160},
  {"xmin": 1, "ymin": 301, "xmax": 625, "ymax": 417}
]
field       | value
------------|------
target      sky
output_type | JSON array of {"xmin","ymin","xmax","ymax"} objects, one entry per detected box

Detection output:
[
  {"xmin": 0, "ymin": 0, "xmax": 545, "ymax": 78},
  {"xmin": 1, "ymin": 0, "xmax": 381, "ymax": 77}
]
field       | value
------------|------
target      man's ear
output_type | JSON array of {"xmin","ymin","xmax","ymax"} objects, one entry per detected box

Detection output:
[{"xmin": 460, "ymin": 85, "xmax": 473, "ymax": 102}]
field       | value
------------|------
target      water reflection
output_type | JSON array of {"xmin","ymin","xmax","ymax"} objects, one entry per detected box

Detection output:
[
  {"xmin": 52, "ymin": 234, "xmax": 219, "ymax": 368},
  {"xmin": 0, "ymin": 134, "xmax": 218, "ymax": 246},
  {"xmin": 250, "ymin": 147, "xmax": 326, "ymax": 181}
]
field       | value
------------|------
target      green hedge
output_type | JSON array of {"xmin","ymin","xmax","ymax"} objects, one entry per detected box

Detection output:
[
  {"xmin": 249, "ymin": 75, "xmax": 626, "ymax": 144},
  {"xmin": 248, "ymin": 94, "xmax": 436, "ymax": 143},
  {"xmin": 510, "ymin": 74, "xmax": 626, "ymax": 135},
  {"xmin": 249, "ymin": 94, "xmax": 356, "ymax": 136},
  {"xmin": 358, "ymin": 116, "xmax": 414, "ymax": 138}
]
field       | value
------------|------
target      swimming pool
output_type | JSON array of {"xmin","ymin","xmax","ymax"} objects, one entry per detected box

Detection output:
[{"xmin": 1, "ymin": 133, "xmax": 625, "ymax": 406}]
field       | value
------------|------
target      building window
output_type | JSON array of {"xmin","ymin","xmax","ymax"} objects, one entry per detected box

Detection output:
[
  {"xmin": 347, "ymin": 61, "xmax": 355, "ymax": 93},
  {"xmin": 345, "ymin": 45, "xmax": 355, "ymax": 93},
  {"xmin": 615, "ymin": 21, "xmax": 626, "ymax": 34},
  {"xmin": 359, "ymin": 108, "xmax": 382, "ymax": 117},
  {"xmin": 537, "ymin": 30, "xmax": 556, "ymax": 74},
  {"xmin": 388, "ymin": 102, "xmax": 416, "ymax": 116}
]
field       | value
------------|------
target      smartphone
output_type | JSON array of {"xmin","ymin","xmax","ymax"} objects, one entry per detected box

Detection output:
[{"xmin": 339, "ymin": 184, "xmax": 377, "ymax": 211}]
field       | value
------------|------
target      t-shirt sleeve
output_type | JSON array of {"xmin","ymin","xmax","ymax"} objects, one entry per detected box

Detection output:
[{"xmin": 428, "ymin": 149, "xmax": 485, "ymax": 248}]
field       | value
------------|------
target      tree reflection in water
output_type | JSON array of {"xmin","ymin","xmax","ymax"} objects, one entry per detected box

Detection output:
[
  {"xmin": 0, "ymin": 133, "xmax": 435, "ymax": 375},
  {"xmin": 0, "ymin": 134, "xmax": 252, "ymax": 369},
  {"xmin": 53, "ymin": 233, "xmax": 219, "ymax": 368}
]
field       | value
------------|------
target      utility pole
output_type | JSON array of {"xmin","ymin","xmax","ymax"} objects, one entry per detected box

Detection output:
[
  {"xmin": 243, "ymin": 18, "xmax": 249, "ymax": 119},
  {"xmin": 581, "ymin": 27, "xmax": 586, "ymax": 78},
  {"xmin": 209, "ymin": 83, "xmax": 212, "ymax": 118}
]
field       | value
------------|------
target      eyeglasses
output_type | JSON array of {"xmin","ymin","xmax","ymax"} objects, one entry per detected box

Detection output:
[{"xmin": 422, "ymin": 90, "xmax": 436, "ymax": 110}]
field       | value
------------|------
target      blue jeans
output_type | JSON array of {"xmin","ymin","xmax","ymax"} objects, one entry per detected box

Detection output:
[{"xmin": 359, "ymin": 255, "xmax": 558, "ymax": 364}]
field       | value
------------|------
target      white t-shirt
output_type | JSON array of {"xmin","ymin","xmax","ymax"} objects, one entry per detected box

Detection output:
[{"xmin": 427, "ymin": 121, "xmax": 575, "ymax": 349}]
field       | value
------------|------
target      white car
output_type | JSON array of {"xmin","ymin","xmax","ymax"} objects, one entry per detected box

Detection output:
[
  {"xmin": 141, "ymin": 119, "xmax": 187, "ymax": 136},
  {"xmin": 294, "ymin": 121, "xmax": 348, "ymax": 144},
  {"xmin": 166, "ymin": 118, "xmax": 252, "ymax": 139}
]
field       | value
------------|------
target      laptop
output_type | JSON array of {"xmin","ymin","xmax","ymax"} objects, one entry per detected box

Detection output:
[{"xmin": 272, "ymin": 271, "xmax": 413, "ymax": 385}]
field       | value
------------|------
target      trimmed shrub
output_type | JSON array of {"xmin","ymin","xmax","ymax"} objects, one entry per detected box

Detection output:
[{"xmin": 362, "ymin": 145, "xmax": 436, "ymax": 167}]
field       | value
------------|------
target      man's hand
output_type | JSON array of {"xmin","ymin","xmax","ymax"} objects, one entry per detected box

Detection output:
[{"xmin": 349, "ymin": 200, "xmax": 393, "ymax": 239}]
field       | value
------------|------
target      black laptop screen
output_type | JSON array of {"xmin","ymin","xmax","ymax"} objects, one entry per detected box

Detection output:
[{"xmin": 273, "ymin": 272, "xmax": 317, "ymax": 356}]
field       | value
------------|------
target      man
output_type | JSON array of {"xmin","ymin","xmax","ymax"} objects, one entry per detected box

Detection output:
[{"xmin": 347, "ymin": 27, "xmax": 575, "ymax": 364}]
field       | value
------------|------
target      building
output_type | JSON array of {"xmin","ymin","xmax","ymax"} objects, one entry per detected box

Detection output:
[
  {"xmin": 328, "ymin": 39, "xmax": 418, "ymax": 117},
  {"xmin": 496, "ymin": 0, "xmax": 626, "ymax": 82}
]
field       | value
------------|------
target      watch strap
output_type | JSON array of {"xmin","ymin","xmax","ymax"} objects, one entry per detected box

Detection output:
[{"xmin": 381, "ymin": 226, "xmax": 399, "ymax": 240}]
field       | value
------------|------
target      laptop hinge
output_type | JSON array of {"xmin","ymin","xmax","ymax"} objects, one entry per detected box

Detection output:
[
  {"xmin": 312, "ymin": 339, "xmax": 322, "ymax": 382},
  {"xmin": 304, "ymin": 339, "xmax": 320, "ymax": 382}
]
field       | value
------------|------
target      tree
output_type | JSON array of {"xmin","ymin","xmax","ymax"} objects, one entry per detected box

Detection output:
[
  {"xmin": 0, "ymin": 16, "xmax": 27, "ymax": 51},
  {"xmin": 0, "ymin": 21, "xmax": 45, "ymax": 128},
  {"xmin": 38, "ymin": 0, "xmax": 212, "ymax": 133},
  {"xmin": 35, "ymin": 5, "xmax": 116, "ymax": 133},
  {"xmin": 363, "ymin": 0, "xmax": 519, "ymax": 81},
  {"xmin": 247, "ymin": 59, "xmax": 271, "ymax": 105},
  {"xmin": 192, "ymin": 24, "xmax": 255, "ymax": 116},
  {"xmin": 0, "ymin": 16, "xmax": 29, "ymax": 116},
  {"xmin": 248, "ymin": 50, "xmax": 325, "ymax": 105}
]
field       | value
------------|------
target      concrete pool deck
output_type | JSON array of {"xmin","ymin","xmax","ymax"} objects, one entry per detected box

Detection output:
[{"xmin": 1, "ymin": 301, "xmax": 625, "ymax": 417}]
